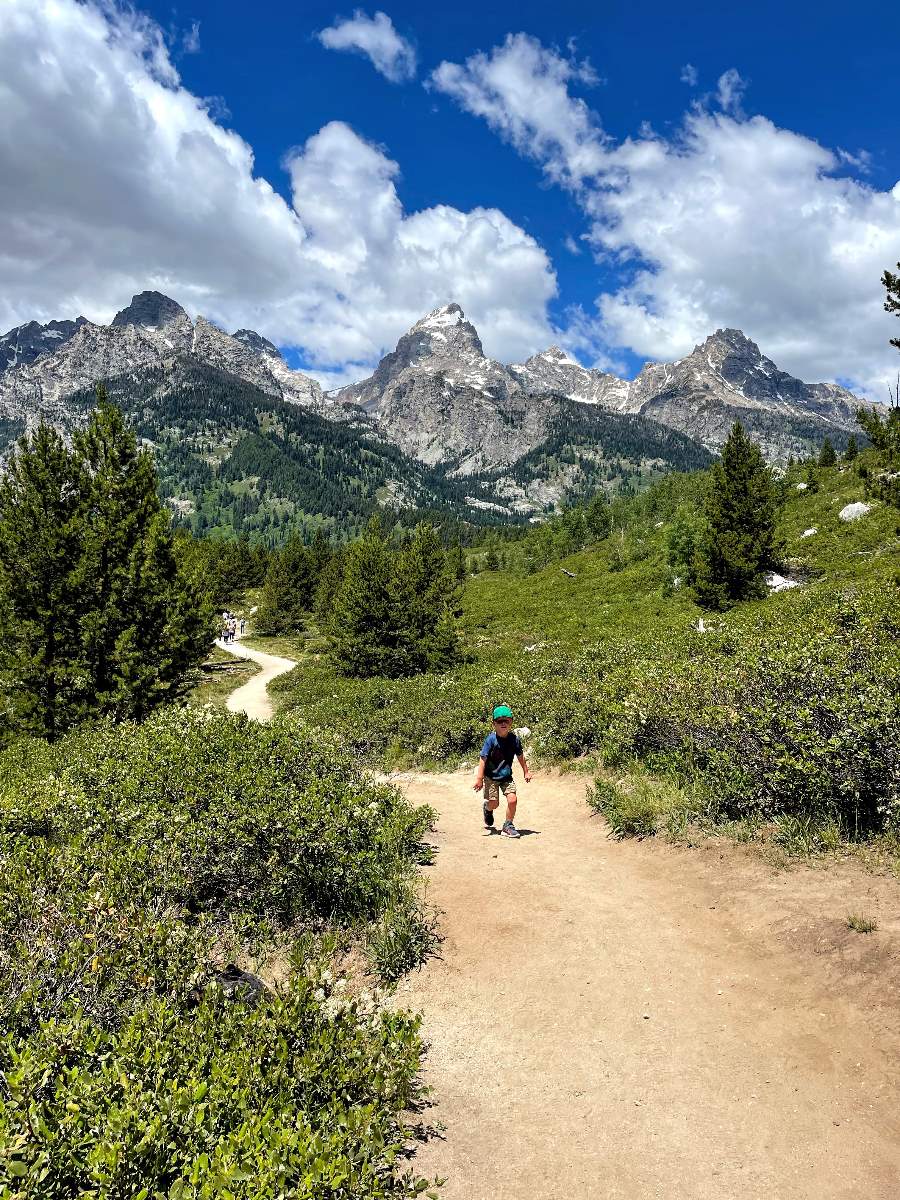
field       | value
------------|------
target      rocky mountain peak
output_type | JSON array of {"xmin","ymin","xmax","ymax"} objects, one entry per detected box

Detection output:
[
  {"xmin": 333, "ymin": 302, "xmax": 487, "ymax": 411},
  {"xmin": 232, "ymin": 328, "xmax": 281, "ymax": 359},
  {"xmin": 406, "ymin": 303, "xmax": 483, "ymax": 360},
  {"xmin": 111, "ymin": 291, "xmax": 188, "ymax": 330},
  {"xmin": 0, "ymin": 316, "xmax": 88, "ymax": 374}
]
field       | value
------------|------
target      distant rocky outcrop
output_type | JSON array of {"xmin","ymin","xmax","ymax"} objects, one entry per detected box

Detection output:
[
  {"xmin": 0, "ymin": 316, "xmax": 87, "ymax": 375},
  {"xmin": 0, "ymin": 293, "xmax": 324, "ymax": 436}
]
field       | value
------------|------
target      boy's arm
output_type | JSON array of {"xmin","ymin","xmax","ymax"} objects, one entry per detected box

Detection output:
[
  {"xmin": 473, "ymin": 755, "xmax": 487, "ymax": 791},
  {"xmin": 517, "ymin": 751, "xmax": 532, "ymax": 782}
]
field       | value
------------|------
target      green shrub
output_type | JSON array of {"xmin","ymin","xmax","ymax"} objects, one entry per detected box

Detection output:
[
  {"xmin": 586, "ymin": 775, "xmax": 682, "ymax": 839},
  {"xmin": 0, "ymin": 710, "xmax": 438, "ymax": 1198},
  {"xmin": 0, "ymin": 979, "xmax": 430, "ymax": 1199}
]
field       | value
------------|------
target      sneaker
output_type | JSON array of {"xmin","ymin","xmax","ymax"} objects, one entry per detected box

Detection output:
[
  {"xmin": 482, "ymin": 801, "xmax": 495, "ymax": 828},
  {"xmin": 501, "ymin": 820, "xmax": 520, "ymax": 839}
]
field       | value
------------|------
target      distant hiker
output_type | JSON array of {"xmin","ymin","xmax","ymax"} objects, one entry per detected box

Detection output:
[
  {"xmin": 239, "ymin": 619, "xmax": 246, "ymax": 637},
  {"xmin": 473, "ymin": 704, "xmax": 531, "ymax": 838}
]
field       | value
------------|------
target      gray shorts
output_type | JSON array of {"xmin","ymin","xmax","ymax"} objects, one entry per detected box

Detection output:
[{"xmin": 484, "ymin": 777, "xmax": 517, "ymax": 803}]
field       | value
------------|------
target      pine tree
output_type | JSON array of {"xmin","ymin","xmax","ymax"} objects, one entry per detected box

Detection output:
[
  {"xmin": 449, "ymin": 540, "xmax": 467, "ymax": 582},
  {"xmin": 328, "ymin": 517, "xmax": 410, "ymax": 677},
  {"xmin": 817, "ymin": 437, "xmax": 837, "ymax": 467},
  {"xmin": 484, "ymin": 544, "xmax": 500, "ymax": 571},
  {"xmin": 0, "ymin": 391, "xmax": 211, "ymax": 737},
  {"xmin": 327, "ymin": 520, "xmax": 461, "ymax": 677},
  {"xmin": 255, "ymin": 535, "xmax": 317, "ymax": 634},
  {"xmin": 73, "ymin": 392, "xmax": 211, "ymax": 720},
  {"xmin": 0, "ymin": 424, "xmax": 90, "ymax": 738},
  {"xmin": 883, "ymin": 261, "xmax": 900, "ymax": 352},
  {"xmin": 843, "ymin": 434, "xmax": 858, "ymax": 463},
  {"xmin": 395, "ymin": 523, "xmax": 462, "ymax": 672},
  {"xmin": 585, "ymin": 492, "xmax": 612, "ymax": 541},
  {"xmin": 693, "ymin": 422, "xmax": 783, "ymax": 610},
  {"xmin": 314, "ymin": 545, "xmax": 345, "ymax": 625}
]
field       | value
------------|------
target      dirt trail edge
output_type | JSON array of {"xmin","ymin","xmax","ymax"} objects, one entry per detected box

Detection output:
[
  {"xmin": 214, "ymin": 638, "xmax": 296, "ymax": 722},
  {"xmin": 395, "ymin": 770, "xmax": 900, "ymax": 1200}
]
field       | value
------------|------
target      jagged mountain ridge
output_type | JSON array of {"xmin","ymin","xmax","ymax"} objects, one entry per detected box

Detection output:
[
  {"xmin": 0, "ymin": 292, "xmax": 716, "ymax": 531},
  {"xmin": 0, "ymin": 291, "xmax": 866, "ymax": 532},
  {"xmin": 0, "ymin": 292, "xmax": 325, "ymax": 434},
  {"xmin": 0, "ymin": 316, "xmax": 87, "ymax": 373},
  {"xmin": 337, "ymin": 303, "xmax": 862, "ymax": 466}
]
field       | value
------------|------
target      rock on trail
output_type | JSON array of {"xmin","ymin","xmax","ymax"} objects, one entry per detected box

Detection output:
[{"xmin": 214, "ymin": 638, "xmax": 296, "ymax": 722}]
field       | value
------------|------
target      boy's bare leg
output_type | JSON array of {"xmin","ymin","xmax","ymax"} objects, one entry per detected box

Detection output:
[{"xmin": 505, "ymin": 794, "xmax": 517, "ymax": 824}]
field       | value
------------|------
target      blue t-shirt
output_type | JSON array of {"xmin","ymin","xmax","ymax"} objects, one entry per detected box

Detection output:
[{"xmin": 480, "ymin": 731, "xmax": 522, "ymax": 781}]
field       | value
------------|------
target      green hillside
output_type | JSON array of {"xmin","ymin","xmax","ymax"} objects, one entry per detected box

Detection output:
[
  {"xmin": 59, "ymin": 363, "xmax": 715, "ymax": 542},
  {"xmin": 272, "ymin": 451, "xmax": 898, "ymax": 849}
]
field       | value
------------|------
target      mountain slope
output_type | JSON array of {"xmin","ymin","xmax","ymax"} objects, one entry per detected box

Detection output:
[
  {"xmin": 64, "ymin": 359, "xmax": 520, "ymax": 540},
  {"xmin": 336, "ymin": 305, "xmax": 864, "ymax": 467},
  {"xmin": 0, "ymin": 291, "xmax": 325, "ymax": 436}
]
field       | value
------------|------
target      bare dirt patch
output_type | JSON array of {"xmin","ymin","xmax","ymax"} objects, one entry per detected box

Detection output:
[{"xmin": 396, "ymin": 769, "xmax": 900, "ymax": 1200}]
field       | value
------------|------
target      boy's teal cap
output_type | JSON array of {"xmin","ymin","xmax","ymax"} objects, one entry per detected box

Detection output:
[{"xmin": 492, "ymin": 704, "xmax": 513, "ymax": 719}]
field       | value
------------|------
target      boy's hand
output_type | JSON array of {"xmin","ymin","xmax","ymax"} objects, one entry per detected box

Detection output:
[
  {"xmin": 473, "ymin": 779, "xmax": 483, "ymax": 792},
  {"xmin": 524, "ymin": 769, "xmax": 532, "ymax": 783}
]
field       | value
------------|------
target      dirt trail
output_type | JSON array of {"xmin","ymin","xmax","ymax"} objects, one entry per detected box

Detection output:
[
  {"xmin": 396, "ymin": 770, "xmax": 900, "ymax": 1200},
  {"xmin": 214, "ymin": 638, "xmax": 296, "ymax": 722}
]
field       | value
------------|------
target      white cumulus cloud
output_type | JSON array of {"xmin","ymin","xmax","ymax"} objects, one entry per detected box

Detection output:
[
  {"xmin": 680, "ymin": 63, "xmax": 698, "ymax": 86},
  {"xmin": 431, "ymin": 33, "xmax": 607, "ymax": 190},
  {"xmin": 317, "ymin": 10, "xmax": 416, "ymax": 83},
  {"xmin": 433, "ymin": 36, "xmax": 900, "ymax": 397},
  {"xmin": 0, "ymin": 0, "xmax": 557, "ymax": 381}
]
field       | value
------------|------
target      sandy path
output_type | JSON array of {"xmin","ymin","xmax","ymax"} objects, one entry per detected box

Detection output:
[
  {"xmin": 396, "ymin": 770, "xmax": 900, "ymax": 1200},
  {"xmin": 214, "ymin": 638, "xmax": 296, "ymax": 722}
]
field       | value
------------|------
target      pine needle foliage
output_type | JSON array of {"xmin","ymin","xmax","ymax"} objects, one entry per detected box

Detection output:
[
  {"xmin": 817, "ymin": 437, "xmax": 837, "ymax": 467},
  {"xmin": 693, "ymin": 422, "xmax": 782, "ymax": 609},
  {"xmin": 883, "ymin": 261, "xmax": 900, "ymax": 352},
  {"xmin": 0, "ymin": 388, "xmax": 212, "ymax": 739},
  {"xmin": 327, "ymin": 518, "xmax": 461, "ymax": 678}
]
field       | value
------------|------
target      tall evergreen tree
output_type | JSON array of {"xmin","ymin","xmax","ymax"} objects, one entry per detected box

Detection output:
[
  {"xmin": 843, "ymin": 434, "xmax": 859, "ymax": 463},
  {"xmin": 327, "ymin": 516, "xmax": 410, "ymax": 678},
  {"xmin": 693, "ymin": 422, "xmax": 782, "ymax": 610},
  {"xmin": 449, "ymin": 540, "xmax": 467, "ymax": 582},
  {"xmin": 314, "ymin": 545, "xmax": 345, "ymax": 626},
  {"xmin": 883, "ymin": 261, "xmax": 900, "ymax": 352},
  {"xmin": 73, "ymin": 392, "xmax": 212, "ymax": 720},
  {"xmin": 817, "ymin": 437, "xmax": 837, "ymax": 467},
  {"xmin": 0, "ymin": 425, "xmax": 89, "ymax": 738},
  {"xmin": 255, "ymin": 534, "xmax": 320, "ymax": 635},
  {"xmin": 585, "ymin": 491, "xmax": 612, "ymax": 541},
  {"xmin": 0, "ymin": 390, "xmax": 212, "ymax": 738},
  {"xmin": 395, "ymin": 523, "xmax": 462, "ymax": 672},
  {"xmin": 327, "ymin": 519, "xmax": 461, "ymax": 677}
]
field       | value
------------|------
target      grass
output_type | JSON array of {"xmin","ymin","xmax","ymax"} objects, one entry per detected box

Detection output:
[
  {"xmin": 587, "ymin": 773, "xmax": 689, "ymax": 840},
  {"xmin": 240, "ymin": 630, "xmax": 308, "ymax": 660},
  {"xmin": 847, "ymin": 913, "xmax": 878, "ymax": 934},
  {"xmin": 186, "ymin": 644, "xmax": 258, "ymax": 707}
]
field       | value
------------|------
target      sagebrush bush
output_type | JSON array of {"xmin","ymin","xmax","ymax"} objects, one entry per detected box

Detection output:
[
  {"xmin": 278, "ymin": 581, "xmax": 899, "ymax": 840},
  {"xmin": 0, "ymin": 709, "xmax": 438, "ymax": 1199}
]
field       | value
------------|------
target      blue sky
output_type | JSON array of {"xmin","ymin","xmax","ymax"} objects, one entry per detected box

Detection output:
[{"xmin": 1, "ymin": 0, "xmax": 898, "ymax": 393}]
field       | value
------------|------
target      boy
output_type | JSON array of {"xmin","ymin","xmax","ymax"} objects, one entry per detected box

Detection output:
[{"xmin": 472, "ymin": 704, "xmax": 531, "ymax": 838}]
